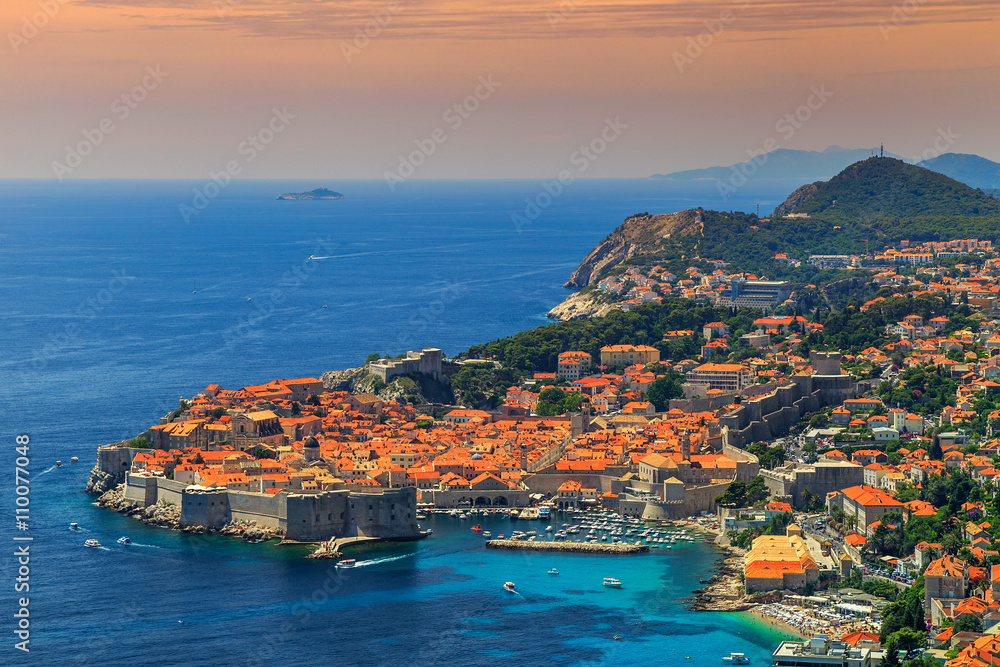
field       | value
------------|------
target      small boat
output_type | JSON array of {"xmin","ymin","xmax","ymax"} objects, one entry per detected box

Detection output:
[
  {"xmin": 70, "ymin": 457, "xmax": 79, "ymax": 463},
  {"xmin": 117, "ymin": 536, "xmax": 131, "ymax": 546},
  {"xmin": 603, "ymin": 577, "xmax": 622, "ymax": 588},
  {"xmin": 545, "ymin": 525, "xmax": 553, "ymax": 532},
  {"xmin": 416, "ymin": 513, "xmax": 427, "ymax": 520},
  {"xmin": 425, "ymin": 529, "xmax": 433, "ymax": 535},
  {"xmin": 548, "ymin": 568, "xmax": 559, "ymax": 575},
  {"xmin": 56, "ymin": 460, "xmax": 62, "ymax": 467},
  {"xmin": 503, "ymin": 581, "xmax": 516, "ymax": 592},
  {"xmin": 722, "ymin": 653, "xmax": 750, "ymax": 664},
  {"xmin": 471, "ymin": 524, "xmax": 482, "ymax": 532},
  {"xmin": 69, "ymin": 522, "xmax": 78, "ymax": 530},
  {"xmin": 336, "ymin": 559, "xmax": 357, "ymax": 568},
  {"xmin": 85, "ymin": 539, "xmax": 101, "ymax": 548},
  {"xmin": 482, "ymin": 531, "xmax": 491, "ymax": 538}
]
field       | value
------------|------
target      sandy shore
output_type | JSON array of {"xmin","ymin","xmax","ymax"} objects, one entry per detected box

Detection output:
[{"xmin": 744, "ymin": 608, "xmax": 811, "ymax": 640}]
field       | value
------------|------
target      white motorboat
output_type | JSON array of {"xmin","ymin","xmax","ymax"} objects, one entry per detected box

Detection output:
[
  {"xmin": 602, "ymin": 577, "xmax": 622, "ymax": 588},
  {"xmin": 503, "ymin": 581, "xmax": 516, "ymax": 592},
  {"xmin": 85, "ymin": 539, "xmax": 101, "ymax": 548},
  {"xmin": 336, "ymin": 559, "xmax": 357, "ymax": 568}
]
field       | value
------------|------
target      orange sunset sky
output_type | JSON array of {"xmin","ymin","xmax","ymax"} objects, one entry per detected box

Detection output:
[{"xmin": 1, "ymin": 0, "xmax": 998, "ymax": 179}]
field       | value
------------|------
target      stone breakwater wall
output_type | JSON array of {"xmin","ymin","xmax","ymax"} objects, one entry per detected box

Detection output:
[
  {"xmin": 97, "ymin": 484, "xmax": 281, "ymax": 541},
  {"xmin": 485, "ymin": 539, "xmax": 648, "ymax": 554}
]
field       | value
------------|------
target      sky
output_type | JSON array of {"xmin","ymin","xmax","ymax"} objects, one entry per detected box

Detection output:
[{"xmin": 1, "ymin": 0, "xmax": 998, "ymax": 180}]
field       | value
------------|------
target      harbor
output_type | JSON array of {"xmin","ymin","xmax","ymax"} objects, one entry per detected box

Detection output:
[{"xmin": 485, "ymin": 539, "xmax": 649, "ymax": 554}]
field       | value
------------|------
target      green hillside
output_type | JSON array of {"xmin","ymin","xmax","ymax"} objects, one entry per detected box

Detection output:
[{"xmin": 773, "ymin": 157, "xmax": 1000, "ymax": 219}]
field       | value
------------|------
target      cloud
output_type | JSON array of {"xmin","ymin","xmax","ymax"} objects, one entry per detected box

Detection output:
[{"xmin": 69, "ymin": 0, "xmax": 1000, "ymax": 40}]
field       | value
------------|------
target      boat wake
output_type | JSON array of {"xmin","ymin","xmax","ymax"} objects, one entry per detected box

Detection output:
[
  {"xmin": 352, "ymin": 553, "xmax": 414, "ymax": 568},
  {"xmin": 130, "ymin": 543, "xmax": 167, "ymax": 549},
  {"xmin": 37, "ymin": 465, "xmax": 57, "ymax": 476}
]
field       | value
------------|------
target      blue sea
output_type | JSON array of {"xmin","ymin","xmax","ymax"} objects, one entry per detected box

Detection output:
[{"xmin": 1, "ymin": 178, "xmax": 798, "ymax": 665}]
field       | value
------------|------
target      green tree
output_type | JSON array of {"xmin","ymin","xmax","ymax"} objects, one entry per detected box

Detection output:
[
  {"xmin": 365, "ymin": 353, "xmax": 381, "ymax": 364},
  {"xmin": 211, "ymin": 406, "xmax": 226, "ymax": 419},
  {"xmin": 954, "ymin": 614, "xmax": 983, "ymax": 633},
  {"xmin": 646, "ymin": 373, "xmax": 684, "ymax": 411}
]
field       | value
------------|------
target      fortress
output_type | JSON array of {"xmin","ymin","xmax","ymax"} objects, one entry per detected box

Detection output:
[
  {"xmin": 95, "ymin": 445, "xmax": 421, "ymax": 542},
  {"xmin": 718, "ymin": 352, "xmax": 856, "ymax": 448},
  {"xmin": 368, "ymin": 348, "xmax": 443, "ymax": 383}
]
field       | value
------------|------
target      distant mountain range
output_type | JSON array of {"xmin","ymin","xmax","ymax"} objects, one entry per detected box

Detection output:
[
  {"xmin": 651, "ymin": 146, "xmax": 900, "ymax": 182},
  {"xmin": 915, "ymin": 153, "xmax": 1000, "ymax": 190},
  {"xmin": 652, "ymin": 147, "xmax": 1000, "ymax": 192}
]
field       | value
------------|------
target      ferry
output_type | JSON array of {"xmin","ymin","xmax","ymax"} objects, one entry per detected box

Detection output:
[
  {"xmin": 84, "ymin": 539, "xmax": 101, "ymax": 548},
  {"xmin": 722, "ymin": 653, "xmax": 750, "ymax": 664},
  {"xmin": 503, "ymin": 581, "xmax": 516, "ymax": 592},
  {"xmin": 602, "ymin": 578, "xmax": 622, "ymax": 588},
  {"xmin": 336, "ymin": 559, "xmax": 357, "ymax": 569},
  {"xmin": 538, "ymin": 506, "xmax": 551, "ymax": 519},
  {"xmin": 117, "ymin": 536, "xmax": 131, "ymax": 546}
]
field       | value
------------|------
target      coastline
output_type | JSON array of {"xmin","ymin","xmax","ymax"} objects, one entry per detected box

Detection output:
[{"xmin": 742, "ymin": 607, "xmax": 812, "ymax": 640}]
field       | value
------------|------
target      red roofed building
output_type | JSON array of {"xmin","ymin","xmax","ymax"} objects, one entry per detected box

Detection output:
[{"xmin": 826, "ymin": 485, "xmax": 905, "ymax": 536}]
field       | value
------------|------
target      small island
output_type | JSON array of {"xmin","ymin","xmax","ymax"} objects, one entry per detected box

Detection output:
[{"xmin": 276, "ymin": 188, "xmax": 344, "ymax": 200}]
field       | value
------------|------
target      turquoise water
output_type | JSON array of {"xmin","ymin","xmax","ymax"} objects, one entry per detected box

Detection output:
[{"xmin": 0, "ymin": 179, "xmax": 798, "ymax": 664}]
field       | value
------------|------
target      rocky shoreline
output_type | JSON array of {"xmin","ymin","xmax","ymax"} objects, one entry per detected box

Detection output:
[
  {"xmin": 685, "ymin": 534, "xmax": 758, "ymax": 612},
  {"xmin": 95, "ymin": 484, "xmax": 280, "ymax": 542}
]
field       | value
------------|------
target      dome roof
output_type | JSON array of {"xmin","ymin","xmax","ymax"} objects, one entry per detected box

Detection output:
[
  {"xmin": 303, "ymin": 435, "xmax": 319, "ymax": 448},
  {"xmin": 471, "ymin": 453, "xmax": 483, "ymax": 460}
]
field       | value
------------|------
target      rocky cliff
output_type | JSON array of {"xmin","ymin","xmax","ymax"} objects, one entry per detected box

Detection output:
[
  {"xmin": 546, "ymin": 291, "xmax": 617, "ymax": 322},
  {"xmin": 772, "ymin": 182, "xmax": 819, "ymax": 216},
  {"xmin": 86, "ymin": 465, "xmax": 125, "ymax": 494},
  {"xmin": 564, "ymin": 210, "xmax": 703, "ymax": 288},
  {"xmin": 321, "ymin": 364, "xmax": 456, "ymax": 404}
]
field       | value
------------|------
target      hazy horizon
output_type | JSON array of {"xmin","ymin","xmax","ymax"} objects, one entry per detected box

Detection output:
[{"xmin": 3, "ymin": 0, "xmax": 998, "ymax": 181}]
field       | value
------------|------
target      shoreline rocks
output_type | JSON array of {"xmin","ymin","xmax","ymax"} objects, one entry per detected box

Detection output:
[
  {"xmin": 85, "ymin": 464, "xmax": 124, "ymax": 495},
  {"xmin": 95, "ymin": 484, "xmax": 279, "ymax": 542},
  {"xmin": 687, "ymin": 536, "xmax": 754, "ymax": 612}
]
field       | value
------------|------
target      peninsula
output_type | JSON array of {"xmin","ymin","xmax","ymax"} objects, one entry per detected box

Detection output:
[{"xmin": 276, "ymin": 188, "xmax": 344, "ymax": 200}]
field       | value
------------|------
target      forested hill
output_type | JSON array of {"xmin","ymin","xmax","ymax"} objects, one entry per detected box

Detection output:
[{"xmin": 772, "ymin": 157, "xmax": 1000, "ymax": 219}]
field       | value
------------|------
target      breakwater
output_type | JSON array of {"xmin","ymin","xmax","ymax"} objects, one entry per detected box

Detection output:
[{"xmin": 485, "ymin": 539, "xmax": 648, "ymax": 554}]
